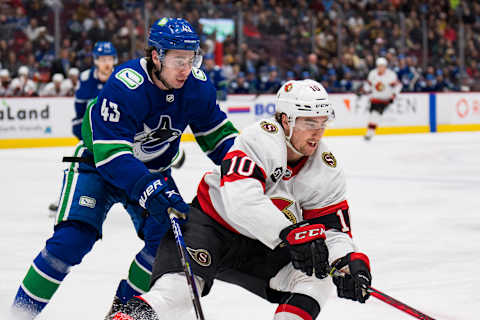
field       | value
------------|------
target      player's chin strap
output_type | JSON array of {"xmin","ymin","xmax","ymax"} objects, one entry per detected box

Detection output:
[{"xmin": 284, "ymin": 122, "xmax": 305, "ymax": 157}]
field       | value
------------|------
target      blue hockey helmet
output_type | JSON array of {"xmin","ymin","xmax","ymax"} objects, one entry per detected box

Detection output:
[
  {"xmin": 148, "ymin": 17, "xmax": 202, "ymax": 67},
  {"xmin": 93, "ymin": 41, "xmax": 117, "ymax": 62}
]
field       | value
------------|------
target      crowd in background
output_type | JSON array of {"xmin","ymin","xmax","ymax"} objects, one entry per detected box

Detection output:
[{"xmin": 1, "ymin": 0, "xmax": 479, "ymax": 97}]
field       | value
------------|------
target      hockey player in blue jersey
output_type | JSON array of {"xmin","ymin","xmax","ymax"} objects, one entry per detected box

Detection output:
[
  {"xmin": 72, "ymin": 41, "xmax": 117, "ymax": 139},
  {"xmin": 48, "ymin": 41, "xmax": 117, "ymax": 217},
  {"xmin": 11, "ymin": 17, "xmax": 238, "ymax": 319}
]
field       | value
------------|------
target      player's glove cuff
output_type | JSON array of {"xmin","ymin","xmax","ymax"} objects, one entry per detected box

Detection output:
[
  {"xmin": 280, "ymin": 221, "xmax": 329, "ymax": 279},
  {"xmin": 332, "ymin": 252, "xmax": 372, "ymax": 303}
]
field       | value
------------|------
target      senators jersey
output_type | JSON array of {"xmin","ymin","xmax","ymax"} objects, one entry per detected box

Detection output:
[
  {"xmin": 366, "ymin": 68, "xmax": 402, "ymax": 103},
  {"xmin": 197, "ymin": 119, "xmax": 356, "ymax": 264}
]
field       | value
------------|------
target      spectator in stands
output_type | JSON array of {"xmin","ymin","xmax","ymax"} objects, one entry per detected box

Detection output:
[
  {"xmin": 24, "ymin": 18, "xmax": 46, "ymax": 43},
  {"xmin": 434, "ymin": 70, "xmax": 449, "ymax": 92},
  {"xmin": 202, "ymin": 53, "xmax": 228, "ymax": 100},
  {"xmin": 0, "ymin": 68, "xmax": 12, "ymax": 96},
  {"xmin": 40, "ymin": 73, "xmax": 65, "ymax": 96},
  {"xmin": 8, "ymin": 65, "xmax": 36, "ymax": 96},
  {"xmin": 62, "ymin": 67, "xmax": 79, "ymax": 96},
  {"xmin": 420, "ymin": 74, "xmax": 437, "ymax": 92},
  {"xmin": 229, "ymin": 71, "xmax": 250, "ymax": 94},
  {"xmin": 245, "ymin": 71, "xmax": 258, "ymax": 94},
  {"xmin": 1, "ymin": 0, "xmax": 479, "ymax": 94},
  {"xmin": 50, "ymin": 47, "xmax": 72, "ymax": 78}
]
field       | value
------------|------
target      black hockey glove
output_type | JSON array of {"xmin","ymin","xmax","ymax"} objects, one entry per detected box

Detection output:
[
  {"xmin": 332, "ymin": 252, "xmax": 371, "ymax": 303},
  {"xmin": 279, "ymin": 221, "xmax": 329, "ymax": 279}
]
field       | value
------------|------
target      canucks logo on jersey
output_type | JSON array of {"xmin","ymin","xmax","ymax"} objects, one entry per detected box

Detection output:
[{"xmin": 133, "ymin": 116, "xmax": 182, "ymax": 162}]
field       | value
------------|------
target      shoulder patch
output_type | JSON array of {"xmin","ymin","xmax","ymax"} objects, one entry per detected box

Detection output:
[
  {"xmin": 80, "ymin": 69, "xmax": 91, "ymax": 81},
  {"xmin": 192, "ymin": 67, "xmax": 207, "ymax": 81},
  {"xmin": 322, "ymin": 152, "xmax": 337, "ymax": 168},
  {"xmin": 260, "ymin": 121, "xmax": 278, "ymax": 134},
  {"xmin": 115, "ymin": 68, "xmax": 144, "ymax": 89}
]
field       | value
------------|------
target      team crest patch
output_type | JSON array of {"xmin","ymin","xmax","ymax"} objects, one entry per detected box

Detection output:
[
  {"xmin": 158, "ymin": 17, "xmax": 168, "ymax": 26},
  {"xmin": 79, "ymin": 196, "xmax": 96, "ymax": 208},
  {"xmin": 186, "ymin": 247, "xmax": 211, "ymax": 267},
  {"xmin": 322, "ymin": 152, "xmax": 337, "ymax": 168},
  {"xmin": 166, "ymin": 94, "xmax": 174, "ymax": 102},
  {"xmin": 260, "ymin": 121, "xmax": 278, "ymax": 133},
  {"xmin": 285, "ymin": 83, "xmax": 293, "ymax": 92}
]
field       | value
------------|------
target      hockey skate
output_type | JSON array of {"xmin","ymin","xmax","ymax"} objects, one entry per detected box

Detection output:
[
  {"xmin": 111, "ymin": 297, "xmax": 159, "ymax": 320},
  {"xmin": 48, "ymin": 203, "xmax": 58, "ymax": 218},
  {"xmin": 105, "ymin": 296, "xmax": 124, "ymax": 320}
]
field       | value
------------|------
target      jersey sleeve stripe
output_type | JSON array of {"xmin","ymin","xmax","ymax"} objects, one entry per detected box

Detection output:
[
  {"xmin": 194, "ymin": 118, "xmax": 229, "ymax": 136},
  {"xmin": 93, "ymin": 139, "xmax": 133, "ymax": 146},
  {"xmin": 93, "ymin": 143, "xmax": 133, "ymax": 167},
  {"xmin": 194, "ymin": 120, "xmax": 239, "ymax": 153},
  {"xmin": 303, "ymin": 200, "xmax": 349, "ymax": 220},
  {"xmin": 205, "ymin": 133, "xmax": 239, "ymax": 155},
  {"xmin": 220, "ymin": 150, "xmax": 267, "ymax": 191},
  {"xmin": 95, "ymin": 151, "xmax": 132, "ymax": 167}
]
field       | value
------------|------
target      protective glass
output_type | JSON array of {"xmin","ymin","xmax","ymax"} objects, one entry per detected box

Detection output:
[{"xmin": 294, "ymin": 116, "xmax": 330, "ymax": 130}]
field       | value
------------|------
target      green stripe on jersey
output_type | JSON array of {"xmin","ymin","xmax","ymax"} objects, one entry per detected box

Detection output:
[
  {"xmin": 81, "ymin": 97, "xmax": 97, "ymax": 152},
  {"xmin": 22, "ymin": 265, "xmax": 60, "ymax": 300},
  {"xmin": 195, "ymin": 120, "xmax": 238, "ymax": 153},
  {"xmin": 128, "ymin": 259, "xmax": 151, "ymax": 292},
  {"xmin": 93, "ymin": 143, "xmax": 133, "ymax": 166},
  {"xmin": 57, "ymin": 143, "xmax": 85, "ymax": 223}
]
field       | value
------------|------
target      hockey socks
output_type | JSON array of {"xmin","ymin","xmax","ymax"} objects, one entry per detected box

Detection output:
[
  {"xmin": 274, "ymin": 293, "xmax": 320, "ymax": 320},
  {"xmin": 12, "ymin": 250, "xmax": 70, "ymax": 318},
  {"xmin": 115, "ymin": 249, "xmax": 154, "ymax": 303}
]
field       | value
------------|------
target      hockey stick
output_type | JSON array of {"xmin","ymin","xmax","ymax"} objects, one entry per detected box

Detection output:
[
  {"xmin": 329, "ymin": 268, "xmax": 435, "ymax": 320},
  {"xmin": 367, "ymin": 286, "xmax": 435, "ymax": 320},
  {"xmin": 168, "ymin": 208, "xmax": 206, "ymax": 320}
]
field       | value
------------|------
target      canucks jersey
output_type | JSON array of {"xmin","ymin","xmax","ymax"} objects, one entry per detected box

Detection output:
[
  {"xmin": 197, "ymin": 119, "xmax": 356, "ymax": 264},
  {"xmin": 81, "ymin": 57, "xmax": 238, "ymax": 197},
  {"xmin": 72, "ymin": 67, "xmax": 107, "ymax": 139}
]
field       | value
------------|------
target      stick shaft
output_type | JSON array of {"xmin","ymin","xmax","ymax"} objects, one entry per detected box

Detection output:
[
  {"xmin": 169, "ymin": 212, "xmax": 205, "ymax": 320},
  {"xmin": 368, "ymin": 287, "xmax": 436, "ymax": 320},
  {"xmin": 329, "ymin": 267, "xmax": 435, "ymax": 320}
]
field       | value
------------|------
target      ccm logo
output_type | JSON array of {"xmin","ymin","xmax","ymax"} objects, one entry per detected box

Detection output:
[
  {"xmin": 286, "ymin": 224, "xmax": 326, "ymax": 245},
  {"xmin": 294, "ymin": 228, "xmax": 325, "ymax": 240}
]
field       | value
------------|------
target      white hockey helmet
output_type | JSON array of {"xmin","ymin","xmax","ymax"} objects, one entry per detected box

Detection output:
[
  {"xmin": 68, "ymin": 68, "xmax": 79, "ymax": 76},
  {"xmin": 52, "ymin": 73, "xmax": 64, "ymax": 82},
  {"xmin": 0, "ymin": 69, "xmax": 9, "ymax": 78},
  {"xmin": 376, "ymin": 57, "xmax": 388, "ymax": 67},
  {"xmin": 18, "ymin": 65, "xmax": 29, "ymax": 76},
  {"xmin": 276, "ymin": 79, "xmax": 335, "ymax": 131}
]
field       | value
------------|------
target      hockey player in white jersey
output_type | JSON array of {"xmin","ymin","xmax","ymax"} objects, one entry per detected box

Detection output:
[
  {"xmin": 363, "ymin": 57, "xmax": 402, "ymax": 140},
  {"xmin": 112, "ymin": 80, "xmax": 372, "ymax": 320}
]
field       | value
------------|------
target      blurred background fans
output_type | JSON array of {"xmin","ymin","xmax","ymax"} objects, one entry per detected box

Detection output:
[{"xmin": 0, "ymin": 0, "xmax": 478, "ymax": 97}]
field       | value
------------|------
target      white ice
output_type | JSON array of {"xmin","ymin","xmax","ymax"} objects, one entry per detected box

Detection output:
[{"xmin": 1, "ymin": 131, "xmax": 479, "ymax": 320}]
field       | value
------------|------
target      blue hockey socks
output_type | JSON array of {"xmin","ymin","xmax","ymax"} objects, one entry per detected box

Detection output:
[
  {"xmin": 12, "ymin": 249, "xmax": 70, "ymax": 318},
  {"xmin": 115, "ymin": 248, "xmax": 154, "ymax": 303}
]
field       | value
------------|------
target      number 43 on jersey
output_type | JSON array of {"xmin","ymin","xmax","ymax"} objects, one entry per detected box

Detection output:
[{"xmin": 101, "ymin": 98, "xmax": 120, "ymax": 122}]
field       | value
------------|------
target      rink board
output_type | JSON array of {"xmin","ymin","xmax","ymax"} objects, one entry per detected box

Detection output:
[{"xmin": 1, "ymin": 93, "xmax": 479, "ymax": 148}]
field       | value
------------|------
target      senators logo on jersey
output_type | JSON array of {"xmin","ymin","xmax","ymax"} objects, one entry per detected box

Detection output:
[
  {"xmin": 271, "ymin": 197, "xmax": 297, "ymax": 224},
  {"xmin": 260, "ymin": 121, "xmax": 278, "ymax": 134},
  {"xmin": 322, "ymin": 152, "xmax": 337, "ymax": 168},
  {"xmin": 186, "ymin": 247, "xmax": 211, "ymax": 267}
]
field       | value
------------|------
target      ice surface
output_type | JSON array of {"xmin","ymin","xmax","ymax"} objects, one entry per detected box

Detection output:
[{"xmin": 1, "ymin": 131, "xmax": 479, "ymax": 319}]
